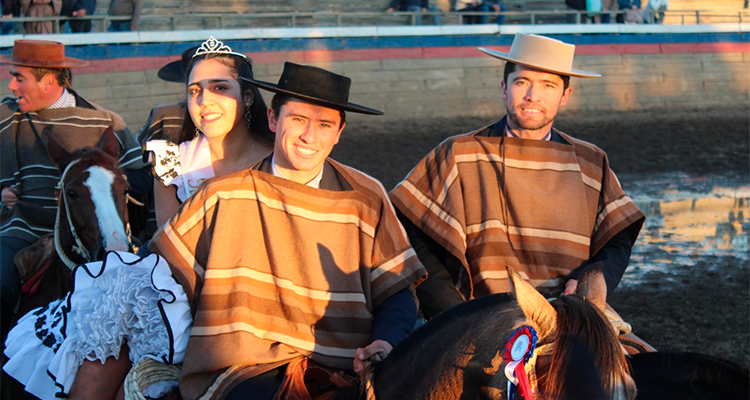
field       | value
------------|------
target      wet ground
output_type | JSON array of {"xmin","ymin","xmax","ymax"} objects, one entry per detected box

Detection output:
[{"xmin": 332, "ymin": 105, "xmax": 750, "ymax": 369}]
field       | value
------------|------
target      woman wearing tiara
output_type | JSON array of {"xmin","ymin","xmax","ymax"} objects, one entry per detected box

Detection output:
[
  {"xmin": 2, "ymin": 37, "xmax": 273, "ymax": 400},
  {"xmin": 146, "ymin": 36, "xmax": 274, "ymax": 230}
]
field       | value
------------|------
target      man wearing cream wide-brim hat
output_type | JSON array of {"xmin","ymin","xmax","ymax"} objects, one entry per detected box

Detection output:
[{"xmin": 391, "ymin": 33, "xmax": 646, "ymax": 320}]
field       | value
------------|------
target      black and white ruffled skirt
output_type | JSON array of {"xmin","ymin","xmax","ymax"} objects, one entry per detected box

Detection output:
[{"xmin": 3, "ymin": 251, "xmax": 192, "ymax": 399}]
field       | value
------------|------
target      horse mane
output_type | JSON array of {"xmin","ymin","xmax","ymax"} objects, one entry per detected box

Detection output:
[
  {"xmin": 65, "ymin": 146, "xmax": 122, "ymax": 173},
  {"xmin": 330, "ymin": 293, "xmax": 525, "ymax": 400},
  {"xmin": 381, "ymin": 292, "xmax": 520, "ymax": 370},
  {"xmin": 538, "ymin": 296, "xmax": 632, "ymax": 399}
]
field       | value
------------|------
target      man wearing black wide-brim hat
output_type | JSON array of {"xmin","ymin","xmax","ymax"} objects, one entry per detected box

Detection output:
[
  {"xmin": 391, "ymin": 33, "xmax": 646, "ymax": 320},
  {"xmin": 0, "ymin": 39, "xmax": 150, "ymax": 339},
  {"xmin": 148, "ymin": 62, "xmax": 426, "ymax": 399}
]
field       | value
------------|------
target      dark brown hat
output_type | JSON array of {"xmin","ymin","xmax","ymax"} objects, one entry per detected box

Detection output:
[
  {"xmin": 157, "ymin": 46, "xmax": 199, "ymax": 83},
  {"xmin": 241, "ymin": 62, "xmax": 383, "ymax": 115},
  {"xmin": 0, "ymin": 40, "xmax": 87, "ymax": 69}
]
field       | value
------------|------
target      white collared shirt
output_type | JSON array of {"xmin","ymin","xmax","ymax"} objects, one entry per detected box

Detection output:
[
  {"xmin": 271, "ymin": 155, "xmax": 324, "ymax": 189},
  {"xmin": 46, "ymin": 88, "xmax": 76, "ymax": 110}
]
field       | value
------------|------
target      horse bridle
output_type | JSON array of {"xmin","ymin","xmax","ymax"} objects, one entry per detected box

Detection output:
[
  {"xmin": 54, "ymin": 159, "xmax": 94, "ymax": 269},
  {"xmin": 54, "ymin": 159, "xmax": 136, "ymax": 269}
]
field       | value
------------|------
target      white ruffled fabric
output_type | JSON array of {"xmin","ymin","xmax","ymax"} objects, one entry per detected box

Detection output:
[
  {"xmin": 146, "ymin": 135, "xmax": 215, "ymax": 203},
  {"xmin": 3, "ymin": 251, "xmax": 192, "ymax": 400}
]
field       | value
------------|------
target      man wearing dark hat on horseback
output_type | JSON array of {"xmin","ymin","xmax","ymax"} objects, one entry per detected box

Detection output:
[
  {"xmin": 147, "ymin": 62, "xmax": 426, "ymax": 399},
  {"xmin": 391, "ymin": 33, "xmax": 646, "ymax": 320},
  {"xmin": 0, "ymin": 39, "xmax": 150, "ymax": 339}
]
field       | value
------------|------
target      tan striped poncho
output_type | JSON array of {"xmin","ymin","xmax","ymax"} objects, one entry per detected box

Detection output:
[
  {"xmin": 151, "ymin": 159, "xmax": 425, "ymax": 400},
  {"xmin": 390, "ymin": 124, "xmax": 644, "ymax": 298}
]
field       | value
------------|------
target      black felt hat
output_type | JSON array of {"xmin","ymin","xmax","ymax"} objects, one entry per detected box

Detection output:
[
  {"xmin": 241, "ymin": 62, "xmax": 383, "ymax": 115},
  {"xmin": 157, "ymin": 46, "xmax": 198, "ymax": 83}
]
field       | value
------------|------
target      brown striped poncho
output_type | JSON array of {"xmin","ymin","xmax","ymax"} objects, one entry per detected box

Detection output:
[
  {"xmin": 151, "ymin": 159, "xmax": 425, "ymax": 400},
  {"xmin": 0, "ymin": 95, "xmax": 148, "ymax": 242},
  {"xmin": 390, "ymin": 124, "xmax": 645, "ymax": 298}
]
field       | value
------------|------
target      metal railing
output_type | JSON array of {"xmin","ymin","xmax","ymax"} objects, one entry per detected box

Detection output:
[{"xmin": 1, "ymin": 9, "xmax": 748, "ymax": 33}]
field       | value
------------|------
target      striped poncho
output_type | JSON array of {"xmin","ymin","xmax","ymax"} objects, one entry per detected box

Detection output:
[
  {"xmin": 390, "ymin": 123, "xmax": 645, "ymax": 298},
  {"xmin": 0, "ymin": 95, "xmax": 148, "ymax": 242},
  {"xmin": 151, "ymin": 159, "xmax": 425, "ymax": 400},
  {"xmin": 135, "ymin": 101, "xmax": 186, "ymax": 144}
]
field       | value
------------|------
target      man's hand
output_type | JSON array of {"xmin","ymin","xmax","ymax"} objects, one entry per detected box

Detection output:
[
  {"xmin": 562, "ymin": 279, "xmax": 578, "ymax": 295},
  {"xmin": 1, "ymin": 187, "xmax": 19, "ymax": 209},
  {"xmin": 385, "ymin": 7, "xmax": 395, "ymax": 12},
  {"xmin": 353, "ymin": 339, "xmax": 393, "ymax": 375},
  {"xmin": 491, "ymin": 4, "xmax": 501, "ymax": 11},
  {"xmin": 72, "ymin": 9, "xmax": 87, "ymax": 17}
]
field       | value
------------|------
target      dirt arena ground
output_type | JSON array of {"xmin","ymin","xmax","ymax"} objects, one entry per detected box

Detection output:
[{"xmin": 331, "ymin": 105, "xmax": 750, "ymax": 370}]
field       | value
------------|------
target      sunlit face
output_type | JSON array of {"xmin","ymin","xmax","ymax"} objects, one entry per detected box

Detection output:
[
  {"xmin": 8, "ymin": 66, "xmax": 57, "ymax": 112},
  {"xmin": 501, "ymin": 65, "xmax": 572, "ymax": 137},
  {"xmin": 187, "ymin": 58, "xmax": 250, "ymax": 140},
  {"xmin": 268, "ymin": 99, "xmax": 345, "ymax": 184}
]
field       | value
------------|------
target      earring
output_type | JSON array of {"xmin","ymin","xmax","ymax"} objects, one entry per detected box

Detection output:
[{"xmin": 245, "ymin": 103, "xmax": 252, "ymax": 130}]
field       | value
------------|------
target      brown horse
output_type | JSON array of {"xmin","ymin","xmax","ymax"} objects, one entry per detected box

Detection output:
[
  {"xmin": 337, "ymin": 264, "xmax": 636, "ymax": 400},
  {"xmin": 13, "ymin": 127, "xmax": 133, "ymax": 318}
]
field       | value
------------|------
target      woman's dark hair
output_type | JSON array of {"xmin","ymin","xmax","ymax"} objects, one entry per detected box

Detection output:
[{"xmin": 178, "ymin": 53, "xmax": 274, "ymax": 145}]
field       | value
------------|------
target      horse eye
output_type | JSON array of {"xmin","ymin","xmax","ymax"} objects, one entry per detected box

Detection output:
[{"xmin": 66, "ymin": 190, "xmax": 78, "ymax": 199}]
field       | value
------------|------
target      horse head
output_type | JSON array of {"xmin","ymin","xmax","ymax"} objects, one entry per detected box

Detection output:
[
  {"xmin": 509, "ymin": 265, "xmax": 637, "ymax": 400},
  {"xmin": 47, "ymin": 127, "xmax": 132, "ymax": 267}
]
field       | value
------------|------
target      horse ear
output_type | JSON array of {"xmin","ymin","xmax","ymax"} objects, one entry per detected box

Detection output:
[
  {"xmin": 507, "ymin": 266, "xmax": 557, "ymax": 339},
  {"xmin": 96, "ymin": 126, "xmax": 120, "ymax": 159},
  {"xmin": 47, "ymin": 133, "xmax": 71, "ymax": 169},
  {"xmin": 574, "ymin": 262, "xmax": 607, "ymax": 313}
]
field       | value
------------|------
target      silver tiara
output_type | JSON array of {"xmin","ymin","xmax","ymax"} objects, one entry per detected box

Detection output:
[{"xmin": 192, "ymin": 36, "xmax": 248, "ymax": 60}]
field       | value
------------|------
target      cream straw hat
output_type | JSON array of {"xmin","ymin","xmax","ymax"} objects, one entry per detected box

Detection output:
[{"xmin": 479, "ymin": 33, "xmax": 600, "ymax": 78}]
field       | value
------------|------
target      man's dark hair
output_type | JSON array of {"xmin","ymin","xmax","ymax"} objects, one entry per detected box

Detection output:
[
  {"xmin": 503, "ymin": 62, "xmax": 570, "ymax": 91},
  {"xmin": 30, "ymin": 67, "xmax": 72, "ymax": 89},
  {"xmin": 270, "ymin": 94, "xmax": 346, "ymax": 127}
]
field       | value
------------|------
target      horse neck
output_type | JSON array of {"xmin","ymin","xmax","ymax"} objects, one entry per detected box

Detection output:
[
  {"xmin": 374, "ymin": 293, "xmax": 526, "ymax": 399},
  {"xmin": 539, "ymin": 297, "xmax": 634, "ymax": 399}
]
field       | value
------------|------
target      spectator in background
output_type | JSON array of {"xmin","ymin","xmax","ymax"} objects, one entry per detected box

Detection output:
[
  {"xmin": 617, "ymin": 0, "xmax": 643, "ymax": 23},
  {"xmin": 645, "ymin": 0, "xmax": 668, "ymax": 23},
  {"xmin": 1, "ymin": 0, "xmax": 19, "ymax": 34},
  {"xmin": 455, "ymin": 0, "xmax": 504, "ymax": 24},
  {"xmin": 20, "ymin": 0, "xmax": 61, "ymax": 34},
  {"xmin": 586, "ymin": 0, "xmax": 602, "ymax": 23},
  {"xmin": 60, "ymin": 0, "xmax": 94, "ymax": 33},
  {"xmin": 107, "ymin": 0, "xmax": 140, "ymax": 31},
  {"xmin": 489, "ymin": 0, "xmax": 505, "ymax": 24},
  {"xmin": 565, "ymin": 0, "xmax": 586, "ymax": 23},
  {"xmin": 386, "ymin": 0, "xmax": 442, "ymax": 25},
  {"xmin": 601, "ymin": 0, "xmax": 616, "ymax": 23}
]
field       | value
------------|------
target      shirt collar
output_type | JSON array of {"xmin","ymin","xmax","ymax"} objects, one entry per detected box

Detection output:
[
  {"xmin": 46, "ymin": 88, "xmax": 76, "ymax": 110},
  {"xmin": 271, "ymin": 155, "xmax": 325, "ymax": 188},
  {"xmin": 504, "ymin": 121, "xmax": 552, "ymax": 141}
]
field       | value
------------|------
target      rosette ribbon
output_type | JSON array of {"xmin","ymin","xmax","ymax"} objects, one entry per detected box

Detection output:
[{"xmin": 503, "ymin": 326, "xmax": 538, "ymax": 399}]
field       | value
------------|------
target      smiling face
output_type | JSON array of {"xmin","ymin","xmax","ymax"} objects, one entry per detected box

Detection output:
[
  {"xmin": 268, "ymin": 98, "xmax": 345, "ymax": 184},
  {"xmin": 187, "ymin": 58, "xmax": 251, "ymax": 140},
  {"xmin": 8, "ymin": 66, "xmax": 60, "ymax": 112},
  {"xmin": 501, "ymin": 65, "xmax": 572, "ymax": 139}
]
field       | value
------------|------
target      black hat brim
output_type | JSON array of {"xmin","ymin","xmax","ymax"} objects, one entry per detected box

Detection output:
[
  {"xmin": 240, "ymin": 76, "xmax": 383, "ymax": 116},
  {"xmin": 157, "ymin": 60, "xmax": 186, "ymax": 83}
]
